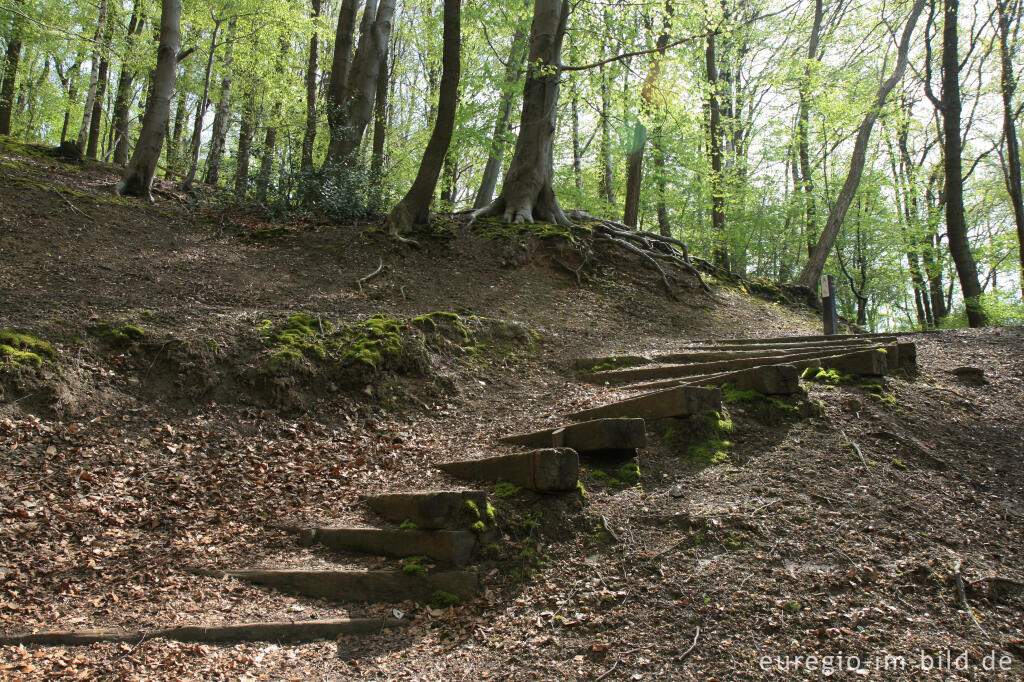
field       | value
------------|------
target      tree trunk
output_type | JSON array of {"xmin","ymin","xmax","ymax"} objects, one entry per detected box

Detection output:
[
  {"xmin": 234, "ymin": 101, "xmax": 255, "ymax": 196},
  {"xmin": 386, "ymin": 0, "xmax": 461, "ymax": 235},
  {"xmin": 182, "ymin": 18, "xmax": 223, "ymax": 191},
  {"xmin": 938, "ymin": 0, "xmax": 986, "ymax": 326},
  {"xmin": 997, "ymin": 0, "xmax": 1024, "ymax": 301},
  {"xmin": 473, "ymin": 0, "xmax": 570, "ymax": 225},
  {"xmin": 86, "ymin": 52, "xmax": 110, "ymax": 158},
  {"xmin": 117, "ymin": 0, "xmax": 181, "ymax": 202},
  {"xmin": 797, "ymin": 0, "xmax": 925, "ymax": 291},
  {"xmin": 706, "ymin": 32, "xmax": 728, "ymax": 269},
  {"xmin": 652, "ymin": 125, "xmax": 671, "ymax": 237},
  {"xmin": 0, "ymin": 30, "xmax": 23, "ymax": 135},
  {"xmin": 598, "ymin": 64, "xmax": 615, "ymax": 206},
  {"xmin": 797, "ymin": 0, "xmax": 823, "ymax": 255},
  {"xmin": 77, "ymin": 0, "xmax": 110, "ymax": 152},
  {"xmin": 571, "ymin": 88, "xmax": 583, "ymax": 192},
  {"xmin": 324, "ymin": 0, "xmax": 396, "ymax": 168},
  {"xmin": 204, "ymin": 16, "xmax": 236, "ymax": 185},
  {"xmin": 369, "ymin": 47, "xmax": 389, "ymax": 195},
  {"xmin": 111, "ymin": 0, "xmax": 146, "ymax": 165},
  {"xmin": 301, "ymin": 0, "xmax": 322, "ymax": 175},
  {"xmin": 324, "ymin": 0, "xmax": 359, "ymax": 156},
  {"xmin": 255, "ymin": 125, "xmax": 278, "ymax": 203},
  {"xmin": 472, "ymin": 15, "xmax": 528, "ymax": 209},
  {"xmin": 623, "ymin": 122, "xmax": 646, "ymax": 228}
]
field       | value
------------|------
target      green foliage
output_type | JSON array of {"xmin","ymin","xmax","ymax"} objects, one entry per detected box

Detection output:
[
  {"xmin": 463, "ymin": 499, "xmax": 481, "ymax": 518},
  {"xmin": 800, "ymin": 367, "xmax": 856, "ymax": 386},
  {"xmin": 721, "ymin": 383, "xmax": 798, "ymax": 413},
  {"xmin": 258, "ymin": 313, "xmax": 331, "ymax": 371},
  {"xmin": 0, "ymin": 329, "xmax": 55, "ymax": 370},
  {"xmin": 470, "ymin": 520, "xmax": 488, "ymax": 534},
  {"xmin": 479, "ymin": 543, "xmax": 501, "ymax": 560},
  {"xmin": 576, "ymin": 480, "xmax": 588, "ymax": 498},
  {"xmin": 93, "ymin": 322, "xmax": 146, "ymax": 348},
  {"xmin": 686, "ymin": 411, "xmax": 735, "ymax": 465},
  {"xmin": 484, "ymin": 502, "xmax": 497, "ymax": 524},
  {"xmin": 399, "ymin": 519, "xmax": 419, "ymax": 531},
  {"xmin": 613, "ymin": 463, "xmax": 641, "ymax": 486}
]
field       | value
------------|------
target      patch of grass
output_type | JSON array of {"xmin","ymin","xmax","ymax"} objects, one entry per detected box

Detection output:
[
  {"xmin": 494, "ymin": 480, "xmax": 522, "ymax": 499},
  {"xmin": 401, "ymin": 555, "xmax": 429, "ymax": 577},
  {"xmin": 427, "ymin": 590, "xmax": 460, "ymax": 609},
  {"xmin": 0, "ymin": 329, "xmax": 55, "ymax": 370}
]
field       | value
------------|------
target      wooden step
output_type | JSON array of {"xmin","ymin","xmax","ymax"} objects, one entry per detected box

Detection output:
[
  {"xmin": 622, "ymin": 364, "xmax": 802, "ymax": 394},
  {"xmin": 304, "ymin": 527, "xmax": 477, "ymax": 565},
  {"xmin": 438, "ymin": 448, "xmax": 579, "ymax": 492},
  {"xmin": 220, "ymin": 568, "xmax": 479, "ymax": 602},
  {"xmin": 573, "ymin": 354, "xmax": 650, "ymax": 372},
  {"xmin": 0, "ymin": 617, "xmax": 401, "ymax": 646},
  {"xmin": 365, "ymin": 490, "xmax": 488, "ymax": 530},
  {"xmin": 566, "ymin": 385, "xmax": 721, "ymax": 422},
  {"xmin": 650, "ymin": 339, "xmax": 892, "ymax": 363},
  {"xmin": 499, "ymin": 417, "xmax": 646, "ymax": 452},
  {"xmin": 690, "ymin": 332, "xmax": 898, "ymax": 346},
  {"xmin": 585, "ymin": 346, "xmax": 883, "ymax": 385}
]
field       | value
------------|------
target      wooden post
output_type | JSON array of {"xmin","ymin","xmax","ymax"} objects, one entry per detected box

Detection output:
[{"xmin": 821, "ymin": 274, "xmax": 838, "ymax": 335}]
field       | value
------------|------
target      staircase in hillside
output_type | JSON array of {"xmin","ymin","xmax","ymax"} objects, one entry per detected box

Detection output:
[{"xmin": 0, "ymin": 332, "xmax": 915, "ymax": 647}]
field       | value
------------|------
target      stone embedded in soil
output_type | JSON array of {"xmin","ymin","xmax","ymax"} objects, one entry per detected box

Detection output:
[
  {"xmin": 951, "ymin": 366, "xmax": 987, "ymax": 385},
  {"xmin": 305, "ymin": 527, "xmax": 477, "ymax": 565},
  {"xmin": 896, "ymin": 342, "xmax": 917, "ymax": 372},
  {"xmin": 365, "ymin": 490, "xmax": 488, "ymax": 530},
  {"xmin": 224, "ymin": 568, "xmax": 479, "ymax": 602},
  {"xmin": 498, "ymin": 417, "xmax": 647, "ymax": 452},
  {"xmin": 437, "ymin": 448, "xmax": 580, "ymax": 492},
  {"xmin": 566, "ymin": 386, "xmax": 722, "ymax": 423}
]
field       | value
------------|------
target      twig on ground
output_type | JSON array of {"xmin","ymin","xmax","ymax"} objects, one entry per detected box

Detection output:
[
  {"xmin": 953, "ymin": 559, "xmax": 987, "ymax": 635},
  {"xmin": 678, "ymin": 626, "xmax": 701, "ymax": 660},
  {"xmin": 53, "ymin": 189, "xmax": 96, "ymax": 223},
  {"xmin": 840, "ymin": 429, "xmax": 873, "ymax": 477},
  {"xmin": 356, "ymin": 260, "xmax": 385, "ymax": 293},
  {"xmin": 598, "ymin": 514, "xmax": 620, "ymax": 543},
  {"xmin": 594, "ymin": 660, "xmax": 619, "ymax": 681}
]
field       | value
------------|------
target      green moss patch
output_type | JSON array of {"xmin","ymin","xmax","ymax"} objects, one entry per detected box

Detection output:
[
  {"xmin": 722, "ymin": 383, "xmax": 798, "ymax": 413},
  {"xmin": 801, "ymin": 366, "xmax": 857, "ymax": 386},
  {"xmin": 340, "ymin": 315, "xmax": 405, "ymax": 369},
  {"xmin": 92, "ymin": 322, "xmax": 146, "ymax": 348},
  {"xmin": 401, "ymin": 555, "xmax": 430, "ymax": 577},
  {"xmin": 0, "ymin": 329, "xmax": 56, "ymax": 370},
  {"xmin": 494, "ymin": 480, "xmax": 523, "ymax": 498},
  {"xmin": 681, "ymin": 411, "xmax": 735, "ymax": 465},
  {"xmin": 470, "ymin": 216, "xmax": 594, "ymax": 245},
  {"xmin": 427, "ymin": 590, "xmax": 461, "ymax": 609}
]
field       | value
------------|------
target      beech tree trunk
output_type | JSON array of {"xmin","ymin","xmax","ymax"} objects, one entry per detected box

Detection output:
[
  {"xmin": 182, "ymin": 18, "xmax": 223, "ymax": 191},
  {"xmin": 117, "ymin": 0, "xmax": 181, "ymax": 202},
  {"xmin": 472, "ymin": 15, "xmax": 528, "ymax": 209},
  {"xmin": 937, "ymin": 0, "xmax": 986, "ymax": 326},
  {"xmin": 324, "ymin": 0, "xmax": 396, "ymax": 168},
  {"xmin": 797, "ymin": 0, "xmax": 824, "ymax": 255},
  {"xmin": 386, "ymin": 0, "xmax": 461, "ymax": 235},
  {"xmin": 996, "ymin": 0, "xmax": 1024, "ymax": 301},
  {"xmin": 797, "ymin": 0, "xmax": 925, "ymax": 291},
  {"xmin": 474, "ymin": 0, "xmax": 571, "ymax": 225},
  {"xmin": 598, "ymin": 64, "xmax": 616, "ymax": 206},
  {"xmin": 111, "ymin": 0, "xmax": 145, "ymax": 165},
  {"xmin": 369, "ymin": 48, "xmax": 389, "ymax": 192},
  {"xmin": 570, "ymin": 88, "xmax": 583, "ymax": 191},
  {"xmin": 301, "ymin": 0, "xmax": 322, "ymax": 174},
  {"xmin": 77, "ymin": 0, "xmax": 110, "ymax": 152},
  {"xmin": 86, "ymin": 52, "xmax": 110, "ymax": 158},
  {"xmin": 0, "ymin": 27, "xmax": 23, "ymax": 135},
  {"xmin": 324, "ymin": 0, "xmax": 358, "ymax": 155},
  {"xmin": 234, "ymin": 101, "xmax": 255, "ymax": 196},
  {"xmin": 204, "ymin": 16, "xmax": 236, "ymax": 185},
  {"xmin": 255, "ymin": 125, "xmax": 277, "ymax": 203},
  {"xmin": 706, "ymin": 32, "xmax": 728, "ymax": 269},
  {"xmin": 652, "ymin": 126, "xmax": 671, "ymax": 237}
]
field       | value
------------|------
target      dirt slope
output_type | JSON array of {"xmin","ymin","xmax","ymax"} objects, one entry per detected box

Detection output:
[{"xmin": 1, "ymin": 139, "xmax": 1022, "ymax": 680}]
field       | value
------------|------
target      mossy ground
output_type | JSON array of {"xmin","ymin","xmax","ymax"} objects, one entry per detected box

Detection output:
[
  {"xmin": 660, "ymin": 411, "xmax": 735, "ymax": 465},
  {"xmin": 0, "ymin": 329, "xmax": 56, "ymax": 371}
]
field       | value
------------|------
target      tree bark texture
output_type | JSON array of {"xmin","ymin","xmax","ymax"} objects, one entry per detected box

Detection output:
[
  {"xmin": 301, "ymin": 0, "xmax": 323, "ymax": 174},
  {"xmin": 386, "ymin": 0, "xmax": 461, "ymax": 235},
  {"xmin": 204, "ymin": 15, "xmax": 237, "ymax": 185},
  {"xmin": 111, "ymin": 0, "xmax": 145, "ymax": 165},
  {"xmin": 996, "ymin": 0, "xmax": 1024, "ymax": 301},
  {"xmin": 117, "ymin": 0, "xmax": 181, "ymax": 202},
  {"xmin": 474, "ymin": 0, "xmax": 571, "ymax": 225},
  {"xmin": 77, "ymin": 0, "xmax": 110, "ymax": 152}
]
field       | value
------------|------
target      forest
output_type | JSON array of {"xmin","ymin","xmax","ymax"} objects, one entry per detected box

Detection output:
[{"xmin": 2, "ymin": 0, "xmax": 1024, "ymax": 330}]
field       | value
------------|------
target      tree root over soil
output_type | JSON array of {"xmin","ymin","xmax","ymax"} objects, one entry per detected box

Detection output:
[{"xmin": 462, "ymin": 208, "xmax": 710, "ymax": 296}]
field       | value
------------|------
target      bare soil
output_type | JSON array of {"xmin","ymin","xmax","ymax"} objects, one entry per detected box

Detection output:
[{"xmin": 1, "ymin": 140, "xmax": 1022, "ymax": 680}]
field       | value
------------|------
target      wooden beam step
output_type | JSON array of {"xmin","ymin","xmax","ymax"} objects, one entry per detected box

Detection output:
[
  {"xmin": 365, "ymin": 490, "xmax": 488, "ymax": 530},
  {"xmin": 499, "ymin": 417, "xmax": 646, "ymax": 452},
  {"xmin": 302, "ymin": 527, "xmax": 478, "ymax": 566},
  {"xmin": 217, "ymin": 568, "xmax": 479, "ymax": 603},
  {"xmin": 438, "ymin": 448, "xmax": 580, "ymax": 493},
  {"xmin": 566, "ymin": 386, "xmax": 721, "ymax": 423}
]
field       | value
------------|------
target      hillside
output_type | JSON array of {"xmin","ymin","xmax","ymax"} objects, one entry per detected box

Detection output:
[{"xmin": 1, "ymin": 141, "xmax": 1022, "ymax": 680}]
